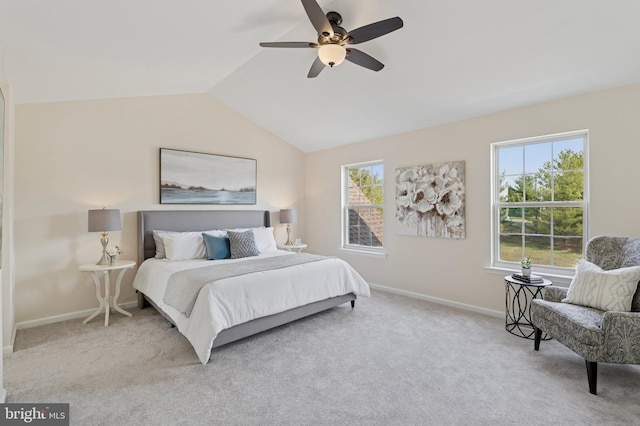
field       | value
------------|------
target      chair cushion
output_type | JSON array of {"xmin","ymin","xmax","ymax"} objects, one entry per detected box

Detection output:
[
  {"xmin": 531, "ymin": 299, "xmax": 605, "ymax": 347},
  {"xmin": 562, "ymin": 259, "xmax": 640, "ymax": 311}
]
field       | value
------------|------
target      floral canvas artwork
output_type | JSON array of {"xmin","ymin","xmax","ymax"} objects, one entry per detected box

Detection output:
[{"xmin": 396, "ymin": 161, "xmax": 466, "ymax": 239}]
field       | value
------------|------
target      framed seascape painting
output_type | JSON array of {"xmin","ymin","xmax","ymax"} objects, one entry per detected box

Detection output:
[
  {"xmin": 396, "ymin": 161, "xmax": 466, "ymax": 239},
  {"xmin": 160, "ymin": 148, "xmax": 257, "ymax": 205}
]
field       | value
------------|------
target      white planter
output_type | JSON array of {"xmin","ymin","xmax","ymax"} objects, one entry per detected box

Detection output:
[{"xmin": 522, "ymin": 268, "xmax": 531, "ymax": 277}]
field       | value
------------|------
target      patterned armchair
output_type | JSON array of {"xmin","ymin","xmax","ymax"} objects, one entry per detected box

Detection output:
[{"xmin": 530, "ymin": 236, "xmax": 640, "ymax": 395}]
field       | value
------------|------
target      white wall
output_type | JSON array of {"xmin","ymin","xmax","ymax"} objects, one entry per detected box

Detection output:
[
  {"xmin": 304, "ymin": 83, "xmax": 640, "ymax": 313},
  {"xmin": 1, "ymin": 78, "xmax": 15, "ymax": 352},
  {"xmin": 14, "ymin": 94, "xmax": 305, "ymax": 324},
  {"xmin": 0, "ymin": 43, "xmax": 12, "ymax": 402}
]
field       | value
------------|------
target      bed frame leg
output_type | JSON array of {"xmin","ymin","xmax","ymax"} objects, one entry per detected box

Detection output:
[
  {"xmin": 351, "ymin": 300, "xmax": 355, "ymax": 309},
  {"xmin": 137, "ymin": 291, "xmax": 148, "ymax": 309}
]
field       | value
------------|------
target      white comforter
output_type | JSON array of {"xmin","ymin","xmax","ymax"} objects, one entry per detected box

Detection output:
[{"xmin": 132, "ymin": 251, "xmax": 370, "ymax": 364}]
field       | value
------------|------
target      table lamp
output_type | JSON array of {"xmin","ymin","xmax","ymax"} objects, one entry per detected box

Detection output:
[
  {"xmin": 279, "ymin": 209, "xmax": 297, "ymax": 246},
  {"xmin": 88, "ymin": 208, "xmax": 122, "ymax": 265}
]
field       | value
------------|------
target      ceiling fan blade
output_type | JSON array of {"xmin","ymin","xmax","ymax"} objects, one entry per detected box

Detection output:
[
  {"xmin": 301, "ymin": 0, "xmax": 334, "ymax": 37},
  {"xmin": 259, "ymin": 42, "xmax": 318, "ymax": 48},
  {"xmin": 307, "ymin": 56, "xmax": 325, "ymax": 78},
  {"xmin": 346, "ymin": 17, "xmax": 403, "ymax": 44},
  {"xmin": 345, "ymin": 48, "xmax": 384, "ymax": 72}
]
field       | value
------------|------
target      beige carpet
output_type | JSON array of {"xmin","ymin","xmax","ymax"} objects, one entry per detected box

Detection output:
[{"xmin": 5, "ymin": 290, "xmax": 640, "ymax": 425}]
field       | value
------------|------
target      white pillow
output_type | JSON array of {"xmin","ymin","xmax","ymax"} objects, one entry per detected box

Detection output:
[
  {"xmin": 253, "ymin": 227, "xmax": 277, "ymax": 253},
  {"xmin": 154, "ymin": 230, "xmax": 226, "ymax": 258},
  {"xmin": 153, "ymin": 230, "xmax": 174, "ymax": 258},
  {"xmin": 160, "ymin": 232, "xmax": 207, "ymax": 261},
  {"xmin": 562, "ymin": 259, "xmax": 640, "ymax": 311}
]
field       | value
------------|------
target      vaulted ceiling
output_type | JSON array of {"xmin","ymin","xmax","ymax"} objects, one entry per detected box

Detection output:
[{"xmin": 1, "ymin": 0, "xmax": 639, "ymax": 152}]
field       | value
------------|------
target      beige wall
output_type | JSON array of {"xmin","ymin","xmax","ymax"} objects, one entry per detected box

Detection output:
[
  {"xmin": 14, "ymin": 94, "xmax": 305, "ymax": 324},
  {"xmin": 305, "ymin": 83, "xmax": 640, "ymax": 313},
  {"xmin": 12, "ymin": 83, "xmax": 640, "ymax": 326}
]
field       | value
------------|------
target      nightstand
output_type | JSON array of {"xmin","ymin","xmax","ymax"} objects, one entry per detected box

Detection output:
[
  {"xmin": 79, "ymin": 260, "xmax": 136, "ymax": 326},
  {"xmin": 277, "ymin": 244, "xmax": 308, "ymax": 253}
]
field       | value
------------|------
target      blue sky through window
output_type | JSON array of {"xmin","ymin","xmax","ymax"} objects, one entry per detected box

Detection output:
[{"xmin": 499, "ymin": 137, "xmax": 583, "ymax": 176}]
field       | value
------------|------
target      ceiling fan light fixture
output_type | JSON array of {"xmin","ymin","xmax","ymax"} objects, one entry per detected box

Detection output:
[
  {"xmin": 259, "ymin": 0, "xmax": 404, "ymax": 77},
  {"xmin": 318, "ymin": 44, "xmax": 346, "ymax": 67}
]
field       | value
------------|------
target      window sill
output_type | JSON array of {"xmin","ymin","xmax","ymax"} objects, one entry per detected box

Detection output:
[
  {"xmin": 339, "ymin": 248, "xmax": 387, "ymax": 259},
  {"xmin": 484, "ymin": 266, "xmax": 572, "ymax": 286}
]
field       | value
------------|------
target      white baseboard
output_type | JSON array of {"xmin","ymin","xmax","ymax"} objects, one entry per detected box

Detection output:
[
  {"xmin": 3, "ymin": 300, "xmax": 138, "ymax": 354},
  {"xmin": 368, "ymin": 283, "xmax": 503, "ymax": 319},
  {"xmin": 2, "ymin": 326, "xmax": 16, "ymax": 355}
]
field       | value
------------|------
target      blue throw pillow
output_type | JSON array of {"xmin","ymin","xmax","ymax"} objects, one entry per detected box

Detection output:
[{"xmin": 202, "ymin": 233, "xmax": 231, "ymax": 260}]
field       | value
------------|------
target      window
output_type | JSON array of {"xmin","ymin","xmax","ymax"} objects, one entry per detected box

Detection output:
[
  {"xmin": 342, "ymin": 161, "xmax": 384, "ymax": 252},
  {"xmin": 491, "ymin": 131, "xmax": 588, "ymax": 273}
]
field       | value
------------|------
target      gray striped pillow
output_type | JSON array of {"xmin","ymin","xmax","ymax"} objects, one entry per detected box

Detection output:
[{"xmin": 227, "ymin": 230, "xmax": 260, "ymax": 259}]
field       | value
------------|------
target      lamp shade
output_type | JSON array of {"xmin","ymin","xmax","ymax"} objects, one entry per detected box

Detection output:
[
  {"xmin": 318, "ymin": 44, "xmax": 347, "ymax": 67},
  {"xmin": 279, "ymin": 209, "xmax": 297, "ymax": 225},
  {"xmin": 88, "ymin": 208, "xmax": 122, "ymax": 232}
]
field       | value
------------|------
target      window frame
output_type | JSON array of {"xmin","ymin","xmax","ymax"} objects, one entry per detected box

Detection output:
[
  {"xmin": 490, "ymin": 130, "xmax": 589, "ymax": 277},
  {"xmin": 341, "ymin": 160, "xmax": 385, "ymax": 256}
]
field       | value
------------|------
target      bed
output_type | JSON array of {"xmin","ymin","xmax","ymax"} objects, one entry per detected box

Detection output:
[{"xmin": 133, "ymin": 209, "xmax": 370, "ymax": 364}]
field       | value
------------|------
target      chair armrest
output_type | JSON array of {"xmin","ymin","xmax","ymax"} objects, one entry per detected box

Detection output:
[
  {"xmin": 602, "ymin": 310, "xmax": 640, "ymax": 332},
  {"xmin": 542, "ymin": 286, "xmax": 568, "ymax": 303},
  {"xmin": 601, "ymin": 311, "xmax": 640, "ymax": 363}
]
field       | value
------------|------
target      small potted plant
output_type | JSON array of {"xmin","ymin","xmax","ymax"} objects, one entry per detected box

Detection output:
[
  {"xmin": 106, "ymin": 245, "xmax": 122, "ymax": 266},
  {"xmin": 521, "ymin": 256, "xmax": 532, "ymax": 277}
]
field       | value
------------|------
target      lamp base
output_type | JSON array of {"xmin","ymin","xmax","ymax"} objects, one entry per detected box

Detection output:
[
  {"xmin": 284, "ymin": 225, "xmax": 293, "ymax": 245},
  {"xmin": 96, "ymin": 231, "xmax": 110, "ymax": 265},
  {"xmin": 96, "ymin": 252, "xmax": 110, "ymax": 266}
]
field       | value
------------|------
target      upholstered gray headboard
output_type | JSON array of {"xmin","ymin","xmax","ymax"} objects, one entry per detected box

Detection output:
[{"xmin": 137, "ymin": 210, "xmax": 271, "ymax": 265}]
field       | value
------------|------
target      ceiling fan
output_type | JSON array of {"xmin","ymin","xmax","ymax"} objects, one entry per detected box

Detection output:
[{"xmin": 259, "ymin": 0, "xmax": 403, "ymax": 78}]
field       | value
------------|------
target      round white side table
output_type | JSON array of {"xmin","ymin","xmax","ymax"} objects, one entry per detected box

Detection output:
[{"xmin": 79, "ymin": 260, "xmax": 136, "ymax": 326}]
